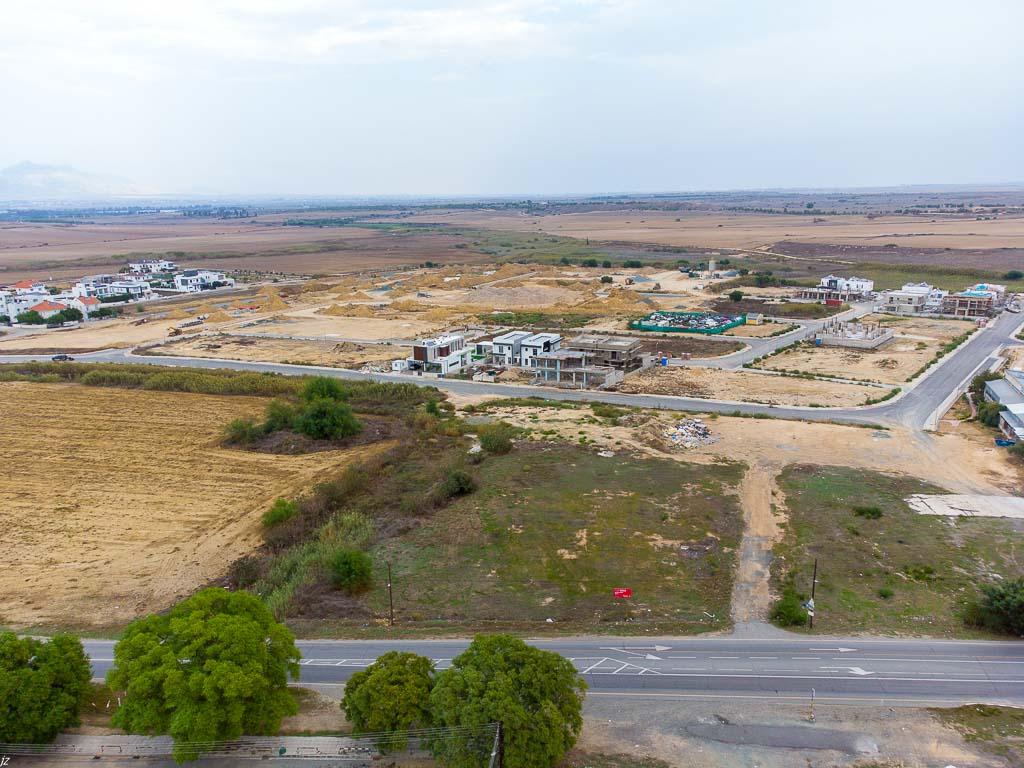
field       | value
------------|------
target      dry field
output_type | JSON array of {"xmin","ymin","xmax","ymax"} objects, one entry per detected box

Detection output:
[
  {"xmin": 722, "ymin": 322, "xmax": 795, "ymax": 337},
  {"xmin": 400, "ymin": 208, "xmax": 1024, "ymax": 252},
  {"xmin": 619, "ymin": 366, "xmax": 879, "ymax": 406},
  {"xmin": 0, "ymin": 216, "xmax": 486, "ymax": 281},
  {"xmin": 0, "ymin": 382, "xmax": 364, "ymax": 629},
  {"xmin": 757, "ymin": 315, "xmax": 976, "ymax": 384},
  {"xmin": 151, "ymin": 334, "xmax": 403, "ymax": 369},
  {"xmin": 244, "ymin": 311, "xmax": 444, "ymax": 341},
  {"xmin": 0, "ymin": 317, "xmax": 183, "ymax": 352}
]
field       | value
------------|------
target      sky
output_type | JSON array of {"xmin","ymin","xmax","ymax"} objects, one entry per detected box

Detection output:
[{"xmin": 2, "ymin": 0, "xmax": 1022, "ymax": 196}]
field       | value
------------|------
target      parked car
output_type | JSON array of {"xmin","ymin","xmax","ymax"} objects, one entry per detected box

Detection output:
[{"xmin": 51, "ymin": 354, "xmax": 74, "ymax": 361}]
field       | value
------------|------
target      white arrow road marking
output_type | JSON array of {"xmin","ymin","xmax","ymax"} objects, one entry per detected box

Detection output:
[
  {"xmin": 811, "ymin": 647, "xmax": 858, "ymax": 653},
  {"xmin": 645, "ymin": 654, "xmax": 663, "ymax": 660},
  {"xmin": 599, "ymin": 645, "xmax": 670, "ymax": 657},
  {"xmin": 822, "ymin": 666, "xmax": 874, "ymax": 676}
]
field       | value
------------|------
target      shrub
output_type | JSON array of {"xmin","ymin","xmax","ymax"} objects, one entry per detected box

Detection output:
[
  {"xmin": 301, "ymin": 376, "xmax": 348, "ymax": 402},
  {"xmin": 877, "ymin": 587, "xmax": 894, "ymax": 599},
  {"xmin": 330, "ymin": 549, "xmax": 373, "ymax": 594},
  {"xmin": 441, "ymin": 469, "xmax": 477, "ymax": 498},
  {"xmin": 903, "ymin": 564, "xmax": 936, "ymax": 582},
  {"xmin": 601, "ymin": 260, "xmax": 612, "ymax": 269},
  {"xmin": 974, "ymin": 578, "xmax": 1024, "ymax": 635},
  {"xmin": 223, "ymin": 417, "xmax": 262, "ymax": 444},
  {"xmin": 600, "ymin": 275, "xmax": 613, "ymax": 284},
  {"xmin": 425, "ymin": 399, "xmax": 442, "ymax": 417},
  {"xmin": 729, "ymin": 290, "xmax": 744, "ymax": 302},
  {"xmin": 853, "ymin": 505, "xmax": 883, "ymax": 519},
  {"xmin": 294, "ymin": 398, "xmax": 363, "ymax": 440},
  {"xmin": 15, "ymin": 310, "xmax": 46, "ymax": 325},
  {"xmin": 977, "ymin": 401, "xmax": 1004, "ymax": 428},
  {"xmin": 590, "ymin": 402, "xmax": 628, "ymax": 420},
  {"xmin": 770, "ymin": 586, "xmax": 808, "ymax": 626},
  {"xmin": 1004, "ymin": 270, "xmax": 1023, "ymax": 281},
  {"xmin": 478, "ymin": 423, "xmax": 515, "ymax": 454},
  {"xmin": 1009, "ymin": 442, "xmax": 1024, "ymax": 460},
  {"xmin": 263, "ymin": 398, "xmax": 297, "ymax": 431},
  {"xmin": 263, "ymin": 498, "xmax": 299, "ymax": 527}
]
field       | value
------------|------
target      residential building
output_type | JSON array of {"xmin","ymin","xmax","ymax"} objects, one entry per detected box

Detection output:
[
  {"xmin": 405, "ymin": 334, "xmax": 471, "ymax": 376},
  {"xmin": 941, "ymin": 283, "xmax": 1006, "ymax": 317},
  {"xmin": 519, "ymin": 333, "xmax": 562, "ymax": 366},
  {"xmin": 26, "ymin": 300, "xmax": 69, "ymax": 320},
  {"xmin": 797, "ymin": 275, "xmax": 874, "ymax": 302},
  {"xmin": 879, "ymin": 283, "xmax": 947, "ymax": 315},
  {"xmin": 999, "ymin": 404, "xmax": 1024, "ymax": 442},
  {"xmin": 71, "ymin": 295, "xmax": 102, "ymax": 316},
  {"xmin": 173, "ymin": 270, "xmax": 235, "ymax": 292},
  {"xmin": 9, "ymin": 279, "xmax": 48, "ymax": 294},
  {"xmin": 564, "ymin": 335, "xmax": 645, "ymax": 371},
  {"xmin": 490, "ymin": 330, "xmax": 533, "ymax": 366},
  {"xmin": 984, "ymin": 369, "xmax": 1024, "ymax": 407},
  {"xmin": 531, "ymin": 349, "xmax": 623, "ymax": 389},
  {"xmin": 128, "ymin": 259, "xmax": 178, "ymax": 274}
]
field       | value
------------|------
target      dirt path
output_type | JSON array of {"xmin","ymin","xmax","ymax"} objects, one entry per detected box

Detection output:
[{"xmin": 730, "ymin": 463, "xmax": 785, "ymax": 630}]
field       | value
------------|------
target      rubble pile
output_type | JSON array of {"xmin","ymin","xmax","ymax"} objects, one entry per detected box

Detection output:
[{"xmin": 663, "ymin": 417, "xmax": 718, "ymax": 449}]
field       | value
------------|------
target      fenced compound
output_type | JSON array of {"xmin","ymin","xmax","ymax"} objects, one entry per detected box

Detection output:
[{"xmin": 629, "ymin": 311, "xmax": 745, "ymax": 334}]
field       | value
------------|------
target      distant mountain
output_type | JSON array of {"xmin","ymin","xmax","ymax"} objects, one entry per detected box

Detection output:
[{"xmin": 0, "ymin": 161, "xmax": 147, "ymax": 200}]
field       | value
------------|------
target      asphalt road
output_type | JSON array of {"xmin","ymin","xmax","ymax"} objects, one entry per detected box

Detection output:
[
  {"xmin": 3, "ymin": 311, "xmax": 1020, "ymax": 430},
  {"xmin": 82, "ymin": 636, "xmax": 1024, "ymax": 706}
]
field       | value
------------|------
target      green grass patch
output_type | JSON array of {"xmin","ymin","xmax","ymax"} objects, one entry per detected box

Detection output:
[
  {"xmin": 771, "ymin": 465, "xmax": 1024, "ymax": 636},
  {"xmin": 370, "ymin": 445, "xmax": 745, "ymax": 634},
  {"xmin": 932, "ymin": 705, "xmax": 1024, "ymax": 764}
]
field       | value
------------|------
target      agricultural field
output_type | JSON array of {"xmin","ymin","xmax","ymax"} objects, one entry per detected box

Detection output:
[
  {"xmin": 755, "ymin": 315, "xmax": 977, "ymax": 384},
  {"xmin": 0, "ymin": 381, "xmax": 362, "ymax": 630},
  {"xmin": 771, "ymin": 465, "xmax": 1024, "ymax": 637},
  {"xmin": 618, "ymin": 366, "xmax": 880, "ymax": 407}
]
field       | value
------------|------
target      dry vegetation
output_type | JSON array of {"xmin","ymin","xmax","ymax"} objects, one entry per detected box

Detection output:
[
  {"xmin": 152, "ymin": 334, "xmax": 403, "ymax": 369},
  {"xmin": 0, "ymin": 382, "xmax": 361, "ymax": 629}
]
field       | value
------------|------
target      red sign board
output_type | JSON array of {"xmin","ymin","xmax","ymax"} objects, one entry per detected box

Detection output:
[{"xmin": 612, "ymin": 588, "xmax": 633, "ymax": 599}]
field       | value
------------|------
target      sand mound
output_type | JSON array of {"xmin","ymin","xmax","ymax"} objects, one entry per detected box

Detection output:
[
  {"xmin": 388, "ymin": 299, "xmax": 426, "ymax": 312},
  {"xmin": 258, "ymin": 293, "xmax": 289, "ymax": 311},
  {"xmin": 205, "ymin": 310, "xmax": 233, "ymax": 323},
  {"xmin": 164, "ymin": 308, "xmax": 190, "ymax": 320},
  {"xmin": 319, "ymin": 303, "xmax": 376, "ymax": 318}
]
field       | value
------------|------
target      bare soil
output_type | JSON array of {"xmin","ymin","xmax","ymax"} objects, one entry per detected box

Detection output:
[
  {"xmin": 151, "ymin": 334, "xmax": 404, "ymax": 369},
  {"xmin": 619, "ymin": 366, "xmax": 877, "ymax": 407}
]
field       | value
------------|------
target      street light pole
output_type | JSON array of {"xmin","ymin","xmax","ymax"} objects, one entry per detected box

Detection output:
[
  {"xmin": 387, "ymin": 561, "xmax": 395, "ymax": 627},
  {"xmin": 809, "ymin": 558, "xmax": 818, "ymax": 630}
]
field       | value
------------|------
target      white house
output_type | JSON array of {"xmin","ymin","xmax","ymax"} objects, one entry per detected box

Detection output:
[
  {"xmin": 174, "ymin": 270, "xmax": 235, "ymax": 293},
  {"xmin": 491, "ymin": 330, "xmax": 533, "ymax": 366},
  {"xmin": 519, "ymin": 333, "xmax": 562, "ymax": 367},
  {"xmin": 797, "ymin": 275, "xmax": 874, "ymax": 302},
  {"xmin": 879, "ymin": 283, "xmax": 947, "ymax": 315},
  {"xmin": 405, "ymin": 334, "xmax": 471, "ymax": 376},
  {"xmin": 70, "ymin": 295, "xmax": 102, "ymax": 316},
  {"xmin": 128, "ymin": 259, "xmax": 178, "ymax": 274}
]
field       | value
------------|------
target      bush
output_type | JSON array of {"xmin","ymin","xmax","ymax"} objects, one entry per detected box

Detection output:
[
  {"xmin": 263, "ymin": 498, "xmax": 299, "ymax": 527},
  {"xmin": 1010, "ymin": 442, "xmax": 1024, "ymax": 460},
  {"xmin": 478, "ymin": 423, "xmax": 515, "ymax": 454},
  {"xmin": 903, "ymin": 564, "xmax": 935, "ymax": 582},
  {"xmin": 975, "ymin": 578, "xmax": 1024, "ymax": 635},
  {"xmin": 729, "ymin": 290, "xmax": 744, "ymax": 302},
  {"xmin": 342, "ymin": 652, "xmax": 435, "ymax": 751},
  {"xmin": 294, "ymin": 398, "xmax": 363, "ymax": 440},
  {"xmin": 223, "ymin": 417, "xmax": 262, "ymax": 444},
  {"xmin": 600, "ymin": 275, "xmax": 613, "ymax": 284},
  {"xmin": 15, "ymin": 310, "xmax": 46, "ymax": 325},
  {"xmin": 330, "ymin": 549, "xmax": 373, "ymax": 594},
  {"xmin": 770, "ymin": 586, "xmax": 808, "ymax": 626},
  {"xmin": 1004, "ymin": 270, "xmax": 1023, "ymax": 281},
  {"xmin": 877, "ymin": 587, "xmax": 894, "ymax": 599},
  {"xmin": 425, "ymin": 399, "xmax": 442, "ymax": 417},
  {"xmin": 977, "ymin": 401, "xmax": 1004, "ymax": 428},
  {"xmin": 601, "ymin": 260, "xmax": 612, "ymax": 269},
  {"xmin": 301, "ymin": 376, "xmax": 348, "ymax": 402},
  {"xmin": 590, "ymin": 402, "xmax": 627, "ymax": 420},
  {"xmin": 264, "ymin": 398, "xmax": 297, "ymax": 432},
  {"xmin": 582, "ymin": 258, "xmax": 599, "ymax": 268},
  {"xmin": 441, "ymin": 469, "xmax": 477, "ymax": 498},
  {"xmin": 0, "ymin": 633, "xmax": 91, "ymax": 742},
  {"xmin": 853, "ymin": 505, "xmax": 883, "ymax": 519}
]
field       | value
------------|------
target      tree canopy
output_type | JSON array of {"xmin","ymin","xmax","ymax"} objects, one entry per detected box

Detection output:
[
  {"xmin": 0, "ymin": 633, "xmax": 91, "ymax": 743},
  {"xmin": 106, "ymin": 587, "xmax": 301, "ymax": 762},
  {"xmin": 430, "ymin": 635, "xmax": 586, "ymax": 768},
  {"xmin": 342, "ymin": 652, "xmax": 435, "ymax": 751}
]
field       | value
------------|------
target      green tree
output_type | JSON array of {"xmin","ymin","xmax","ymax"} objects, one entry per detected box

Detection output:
[
  {"xmin": 1003, "ymin": 270, "xmax": 1023, "ymax": 281},
  {"xmin": 0, "ymin": 633, "xmax": 91, "ymax": 743},
  {"xmin": 107, "ymin": 588, "xmax": 300, "ymax": 762},
  {"xmin": 342, "ymin": 652, "xmax": 434, "ymax": 750},
  {"xmin": 330, "ymin": 549, "xmax": 373, "ymax": 594},
  {"xmin": 977, "ymin": 401, "xmax": 1004, "ymax": 428},
  {"xmin": 57, "ymin": 307, "xmax": 84, "ymax": 322},
  {"xmin": 295, "ymin": 398, "xmax": 362, "ymax": 440},
  {"xmin": 601, "ymin": 260, "xmax": 612, "ymax": 269},
  {"xmin": 263, "ymin": 398, "xmax": 297, "ymax": 432},
  {"xmin": 599, "ymin": 275, "xmax": 613, "ymax": 284},
  {"xmin": 15, "ymin": 310, "xmax": 45, "ymax": 325},
  {"xmin": 430, "ymin": 635, "xmax": 586, "ymax": 768},
  {"xmin": 728, "ymin": 290, "xmax": 744, "ymax": 302}
]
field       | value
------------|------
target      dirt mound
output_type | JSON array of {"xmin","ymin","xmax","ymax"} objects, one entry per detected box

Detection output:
[
  {"xmin": 258, "ymin": 292, "xmax": 289, "ymax": 311},
  {"xmin": 205, "ymin": 310, "xmax": 233, "ymax": 323},
  {"xmin": 164, "ymin": 308, "xmax": 190, "ymax": 320},
  {"xmin": 388, "ymin": 298, "xmax": 426, "ymax": 312},
  {"xmin": 319, "ymin": 303, "xmax": 376, "ymax": 318}
]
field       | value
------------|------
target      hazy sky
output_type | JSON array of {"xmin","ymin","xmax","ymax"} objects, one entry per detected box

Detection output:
[{"xmin": 3, "ymin": 0, "xmax": 1022, "ymax": 195}]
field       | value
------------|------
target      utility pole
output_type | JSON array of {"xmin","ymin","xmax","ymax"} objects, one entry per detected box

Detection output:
[
  {"xmin": 497, "ymin": 722, "xmax": 505, "ymax": 768},
  {"xmin": 808, "ymin": 558, "xmax": 818, "ymax": 630},
  {"xmin": 387, "ymin": 561, "xmax": 395, "ymax": 627}
]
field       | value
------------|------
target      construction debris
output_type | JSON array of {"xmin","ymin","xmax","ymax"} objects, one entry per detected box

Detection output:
[{"xmin": 663, "ymin": 417, "xmax": 718, "ymax": 449}]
